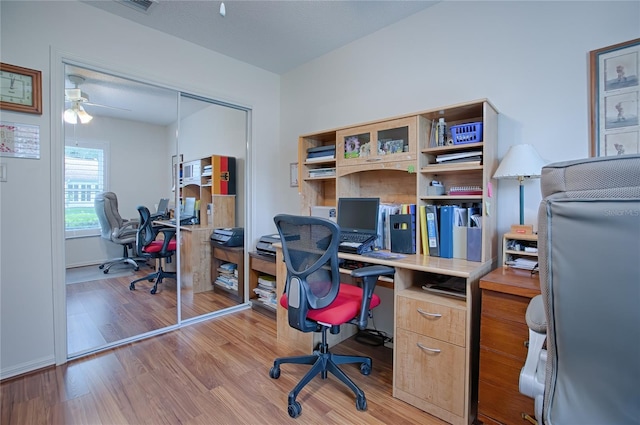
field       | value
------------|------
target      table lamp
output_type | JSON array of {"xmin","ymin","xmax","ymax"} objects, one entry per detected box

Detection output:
[{"xmin": 493, "ymin": 144, "xmax": 546, "ymax": 226}]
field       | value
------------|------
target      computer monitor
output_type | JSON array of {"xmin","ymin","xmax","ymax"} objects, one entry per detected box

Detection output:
[
  {"xmin": 156, "ymin": 198, "xmax": 169, "ymax": 215},
  {"xmin": 337, "ymin": 197, "xmax": 379, "ymax": 234},
  {"xmin": 182, "ymin": 197, "xmax": 196, "ymax": 218}
]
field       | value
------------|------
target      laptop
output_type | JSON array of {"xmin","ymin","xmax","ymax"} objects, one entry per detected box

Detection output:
[
  {"xmin": 150, "ymin": 198, "xmax": 169, "ymax": 220},
  {"xmin": 170, "ymin": 197, "xmax": 197, "ymax": 225},
  {"xmin": 337, "ymin": 197, "xmax": 380, "ymax": 254}
]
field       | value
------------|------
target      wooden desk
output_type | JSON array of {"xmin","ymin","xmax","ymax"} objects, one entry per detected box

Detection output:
[
  {"xmin": 155, "ymin": 221, "xmax": 215, "ymax": 293},
  {"xmin": 478, "ymin": 267, "xmax": 540, "ymax": 425},
  {"xmin": 275, "ymin": 244, "xmax": 494, "ymax": 425}
]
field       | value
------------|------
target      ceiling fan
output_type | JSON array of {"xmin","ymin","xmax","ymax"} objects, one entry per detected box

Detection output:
[{"xmin": 64, "ymin": 74, "xmax": 130, "ymax": 124}]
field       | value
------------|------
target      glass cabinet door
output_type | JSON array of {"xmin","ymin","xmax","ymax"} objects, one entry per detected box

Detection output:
[{"xmin": 336, "ymin": 116, "xmax": 417, "ymax": 168}]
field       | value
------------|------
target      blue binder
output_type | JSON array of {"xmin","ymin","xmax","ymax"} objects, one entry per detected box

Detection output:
[
  {"xmin": 425, "ymin": 204, "xmax": 440, "ymax": 257},
  {"xmin": 439, "ymin": 205, "xmax": 455, "ymax": 259}
]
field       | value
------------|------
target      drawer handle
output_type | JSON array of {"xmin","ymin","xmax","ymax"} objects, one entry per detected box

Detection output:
[
  {"xmin": 417, "ymin": 343, "xmax": 441, "ymax": 353},
  {"xmin": 365, "ymin": 158, "xmax": 382, "ymax": 162},
  {"xmin": 417, "ymin": 308, "xmax": 442, "ymax": 318}
]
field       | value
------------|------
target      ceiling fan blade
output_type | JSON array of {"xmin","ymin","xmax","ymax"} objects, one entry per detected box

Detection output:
[{"xmin": 83, "ymin": 102, "xmax": 131, "ymax": 112}]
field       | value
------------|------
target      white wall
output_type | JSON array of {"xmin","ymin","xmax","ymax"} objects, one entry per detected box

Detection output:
[
  {"xmin": 0, "ymin": 0, "xmax": 279, "ymax": 379},
  {"xmin": 64, "ymin": 116, "xmax": 172, "ymax": 268},
  {"xmin": 279, "ymin": 0, "xmax": 639, "ymax": 337},
  {"xmin": 280, "ymin": 0, "xmax": 640, "ymax": 233},
  {"xmin": 179, "ymin": 103, "xmax": 247, "ymax": 226}
]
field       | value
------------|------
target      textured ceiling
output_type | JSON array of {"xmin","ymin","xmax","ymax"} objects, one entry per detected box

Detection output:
[{"xmin": 83, "ymin": 0, "xmax": 439, "ymax": 74}]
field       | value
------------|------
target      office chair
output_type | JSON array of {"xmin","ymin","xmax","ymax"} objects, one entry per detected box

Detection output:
[
  {"xmin": 519, "ymin": 154, "xmax": 640, "ymax": 424},
  {"xmin": 95, "ymin": 191, "xmax": 142, "ymax": 273},
  {"xmin": 129, "ymin": 206, "xmax": 177, "ymax": 294},
  {"xmin": 270, "ymin": 214, "xmax": 395, "ymax": 418}
]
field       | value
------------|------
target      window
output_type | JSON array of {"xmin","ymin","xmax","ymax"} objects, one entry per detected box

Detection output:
[{"xmin": 65, "ymin": 141, "xmax": 109, "ymax": 238}]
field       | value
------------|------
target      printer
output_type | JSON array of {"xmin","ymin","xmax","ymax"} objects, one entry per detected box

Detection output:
[
  {"xmin": 210, "ymin": 227, "xmax": 244, "ymax": 247},
  {"xmin": 256, "ymin": 234, "xmax": 281, "ymax": 256}
]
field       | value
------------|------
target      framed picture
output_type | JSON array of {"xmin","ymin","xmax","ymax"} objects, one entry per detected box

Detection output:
[
  {"xmin": 0, "ymin": 63, "xmax": 42, "ymax": 115},
  {"xmin": 589, "ymin": 38, "xmax": 640, "ymax": 157},
  {"xmin": 290, "ymin": 162, "xmax": 298, "ymax": 187}
]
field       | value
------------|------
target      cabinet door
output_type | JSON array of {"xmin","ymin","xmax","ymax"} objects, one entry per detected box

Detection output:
[
  {"xmin": 336, "ymin": 117, "xmax": 417, "ymax": 168},
  {"xmin": 395, "ymin": 328, "xmax": 466, "ymax": 417}
]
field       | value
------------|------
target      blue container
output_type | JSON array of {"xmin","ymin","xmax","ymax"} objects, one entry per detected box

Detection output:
[{"xmin": 450, "ymin": 122, "xmax": 483, "ymax": 144}]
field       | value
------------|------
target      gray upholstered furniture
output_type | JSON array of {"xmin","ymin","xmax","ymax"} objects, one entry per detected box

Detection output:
[
  {"xmin": 519, "ymin": 154, "xmax": 640, "ymax": 424},
  {"xmin": 94, "ymin": 191, "xmax": 141, "ymax": 273}
]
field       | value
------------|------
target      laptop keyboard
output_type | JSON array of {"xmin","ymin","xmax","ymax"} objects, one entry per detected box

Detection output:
[{"xmin": 340, "ymin": 233, "xmax": 372, "ymax": 243}]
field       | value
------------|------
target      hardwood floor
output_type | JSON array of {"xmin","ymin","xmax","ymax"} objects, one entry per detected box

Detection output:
[
  {"xmin": 1, "ymin": 309, "xmax": 448, "ymax": 424},
  {"xmin": 66, "ymin": 267, "xmax": 240, "ymax": 354}
]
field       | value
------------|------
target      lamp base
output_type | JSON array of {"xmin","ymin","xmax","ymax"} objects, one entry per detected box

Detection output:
[{"xmin": 510, "ymin": 224, "xmax": 534, "ymax": 235}]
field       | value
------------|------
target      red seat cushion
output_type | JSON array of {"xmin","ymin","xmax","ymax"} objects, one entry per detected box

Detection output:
[
  {"xmin": 142, "ymin": 239, "xmax": 177, "ymax": 254},
  {"xmin": 279, "ymin": 283, "xmax": 381, "ymax": 326}
]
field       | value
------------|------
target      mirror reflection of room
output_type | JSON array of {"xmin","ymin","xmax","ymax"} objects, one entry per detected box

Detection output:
[
  {"xmin": 177, "ymin": 95, "xmax": 247, "ymax": 322},
  {"xmin": 63, "ymin": 66, "xmax": 248, "ymax": 356}
]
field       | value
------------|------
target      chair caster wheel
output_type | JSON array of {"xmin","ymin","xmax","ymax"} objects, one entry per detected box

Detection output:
[
  {"xmin": 360, "ymin": 363, "xmax": 371, "ymax": 376},
  {"xmin": 99, "ymin": 265, "xmax": 105, "ymax": 269},
  {"xmin": 150, "ymin": 288, "xmax": 157, "ymax": 294},
  {"xmin": 356, "ymin": 395, "xmax": 367, "ymax": 411},
  {"xmin": 269, "ymin": 366, "xmax": 280, "ymax": 379},
  {"xmin": 103, "ymin": 269, "xmax": 109, "ymax": 274},
  {"xmin": 134, "ymin": 267, "xmax": 139, "ymax": 271},
  {"xmin": 288, "ymin": 401, "xmax": 301, "ymax": 418},
  {"xmin": 129, "ymin": 284, "xmax": 135, "ymax": 291}
]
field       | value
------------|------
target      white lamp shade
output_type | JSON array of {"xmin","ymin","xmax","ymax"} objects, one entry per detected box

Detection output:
[
  {"xmin": 493, "ymin": 144, "xmax": 547, "ymax": 179},
  {"xmin": 63, "ymin": 108, "xmax": 78, "ymax": 124},
  {"xmin": 64, "ymin": 103, "xmax": 93, "ymax": 124}
]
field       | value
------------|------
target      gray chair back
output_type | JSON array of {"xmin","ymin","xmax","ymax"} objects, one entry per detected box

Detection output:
[
  {"xmin": 537, "ymin": 154, "xmax": 640, "ymax": 424},
  {"xmin": 94, "ymin": 191, "xmax": 134, "ymax": 243}
]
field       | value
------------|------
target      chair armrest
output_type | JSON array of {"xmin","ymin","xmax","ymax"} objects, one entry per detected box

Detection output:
[
  {"xmin": 157, "ymin": 228, "xmax": 177, "ymax": 254},
  {"xmin": 350, "ymin": 265, "xmax": 395, "ymax": 330},
  {"xmin": 520, "ymin": 294, "xmax": 547, "ymax": 412},
  {"xmin": 526, "ymin": 294, "xmax": 547, "ymax": 334}
]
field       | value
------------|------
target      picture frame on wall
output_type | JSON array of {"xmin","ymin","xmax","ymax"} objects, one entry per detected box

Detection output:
[
  {"xmin": 290, "ymin": 162, "xmax": 298, "ymax": 187},
  {"xmin": 589, "ymin": 38, "xmax": 640, "ymax": 157}
]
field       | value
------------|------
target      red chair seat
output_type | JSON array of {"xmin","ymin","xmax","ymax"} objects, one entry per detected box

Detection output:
[
  {"xmin": 280, "ymin": 283, "xmax": 381, "ymax": 326},
  {"xmin": 142, "ymin": 239, "xmax": 177, "ymax": 254}
]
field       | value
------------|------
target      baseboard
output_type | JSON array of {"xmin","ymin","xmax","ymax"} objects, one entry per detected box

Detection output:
[{"xmin": 1, "ymin": 355, "xmax": 55, "ymax": 381}]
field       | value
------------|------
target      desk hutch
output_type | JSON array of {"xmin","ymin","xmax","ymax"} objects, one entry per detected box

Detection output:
[{"xmin": 276, "ymin": 99, "xmax": 499, "ymax": 424}]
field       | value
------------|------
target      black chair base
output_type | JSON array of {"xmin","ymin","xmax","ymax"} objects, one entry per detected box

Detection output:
[
  {"xmin": 98, "ymin": 244, "xmax": 147, "ymax": 274},
  {"xmin": 129, "ymin": 267, "xmax": 176, "ymax": 294},
  {"xmin": 269, "ymin": 326, "xmax": 371, "ymax": 418}
]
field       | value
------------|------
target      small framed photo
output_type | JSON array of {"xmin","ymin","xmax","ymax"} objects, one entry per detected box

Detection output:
[
  {"xmin": 589, "ymin": 38, "xmax": 640, "ymax": 157},
  {"xmin": 290, "ymin": 162, "xmax": 298, "ymax": 187}
]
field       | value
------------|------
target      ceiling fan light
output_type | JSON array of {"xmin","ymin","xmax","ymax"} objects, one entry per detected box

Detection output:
[
  {"xmin": 77, "ymin": 104, "xmax": 93, "ymax": 124},
  {"xmin": 64, "ymin": 108, "xmax": 78, "ymax": 124}
]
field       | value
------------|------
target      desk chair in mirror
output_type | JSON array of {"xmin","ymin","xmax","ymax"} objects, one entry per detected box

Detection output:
[
  {"xmin": 94, "ymin": 191, "xmax": 145, "ymax": 273},
  {"xmin": 269, "ymin": 214, "xmax": 394, "ymax": 418},
  {"xmin": 130, "ymin": 205, "xmax": 177, "ymax": 294}
]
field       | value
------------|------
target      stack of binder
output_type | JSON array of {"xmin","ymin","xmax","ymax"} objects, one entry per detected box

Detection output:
[{"xmin": 306, "ymin": 145, "xmax": 335, "ymax": 162}]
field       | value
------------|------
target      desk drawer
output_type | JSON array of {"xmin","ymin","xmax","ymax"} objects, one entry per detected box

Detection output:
[
  {"xmin": 395, "ymin": 328, "xmax": 466, "ymax": 417},
  {"xmin": 479, "ymin": 378, "xmax": 534, "ymax": 425},
  {"xmin": 482, "ymin": 290, "xmax": 529, "ymax": 324},
  {"xmin": 250, "ymin": 255, "xmax": 276, "ymax": 275},
  {"xmin": 213, "ymin": 247, "xmax": 240, "ymax": 263},
  {"xmin": 478, "ymin": 346, "xmax": 526, "ymax": 393},
  {"xmin": 480, "ymin": 315, "xmax": 529, "ymax": 359},
  {"xmin": 397, "ymin": 294, "xmax": 466, "ymax": 347}
]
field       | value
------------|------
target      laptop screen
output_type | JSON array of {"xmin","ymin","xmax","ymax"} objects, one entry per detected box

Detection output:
[
  {"xmin": 156, "ymin": 198, "xmax": 169, "ymax": 214},
  {"xmin": 337, "ymin": 197, "xmax": 380, "ymax": 234},
  {"xmin": 182, "ymin": 197, "xmax": 196, "ymax": 218}
]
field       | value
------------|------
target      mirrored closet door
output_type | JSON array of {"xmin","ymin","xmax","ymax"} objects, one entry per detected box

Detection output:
[{"xmin": 64, "ymin": 64, "xmax": 249, "ymax": 357}]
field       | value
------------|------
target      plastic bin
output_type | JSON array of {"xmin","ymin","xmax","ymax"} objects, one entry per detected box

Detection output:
[{"xmin": 450, "ymin": 122, "xmax": 483, "ymax": 145}]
